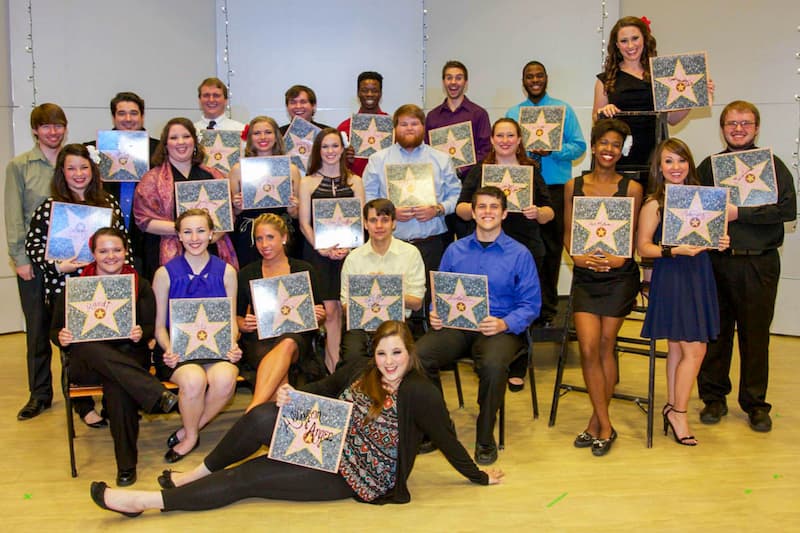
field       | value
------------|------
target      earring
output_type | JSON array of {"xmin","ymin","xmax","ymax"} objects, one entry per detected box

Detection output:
[{"xmin": 282, "ymin": 241, "xmax": 286, "ymax": 245}]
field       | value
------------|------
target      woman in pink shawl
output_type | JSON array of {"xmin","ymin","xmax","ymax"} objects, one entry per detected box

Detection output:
[{"xmin": 134, "ymin": 117, "xmax": 238, "ymax": 278}]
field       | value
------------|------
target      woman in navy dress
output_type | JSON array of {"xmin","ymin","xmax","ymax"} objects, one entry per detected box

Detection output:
[{"xmin": 638, "ymin": 138, "xmax": 732, "ymax": 445}]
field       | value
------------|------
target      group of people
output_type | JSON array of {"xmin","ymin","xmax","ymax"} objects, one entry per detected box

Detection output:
[{"xmin": 4, "ymin": 14, "xmax": 795, "ymax": 517}]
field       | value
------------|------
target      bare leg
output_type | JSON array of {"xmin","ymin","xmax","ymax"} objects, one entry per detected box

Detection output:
[
  {"xmin": 323, "ymin": 300, "xmax": 342, "ymax": 373},
  {"xmin": 194, "ymin": 361, "xmax": 239, "ymax": 435},
  {"xmin": 246, "ymin": 339, "xmax": 299, "ymax": 412},
  {"xmin": 168, "ymin": 365, "xmax": 208, "ymax": 455},
  {"xmin": 102, "ymin": 487, "xmax": 165, "ymax": 514},
  {"xmin": 599, "ymin": 315, "xmax": 625, "ymax": 417},
  {"xmin": 666, "ymin": 340, "xmax": 706, "ymax": 444},
  {"xmin": 665, "ymin": 340, "xmax": 682, "ymax": 407},
  {"xmin": 574, "ymin": 312, "xmax": 612, "ymax": 440},
  {"xmin": 171, "ymin": 462, "xmax": 212, "ymax": 487}
]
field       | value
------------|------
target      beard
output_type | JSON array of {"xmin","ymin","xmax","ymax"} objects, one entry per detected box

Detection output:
[{"xmin": 397, "ymin": 130, "xmax": 425, "ymax": 150}]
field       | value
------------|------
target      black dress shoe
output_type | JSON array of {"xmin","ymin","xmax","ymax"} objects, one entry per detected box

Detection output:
[
  {"xmin": 164, "ymin": 438, "xmax": 199, "ymax": 464},
  {"xmin": 591, "ymin": 428, "xmax": 618, "ymax": 457},
  {"xmin": 17, "ymin": 398, "xmax": 52, "ymax": 420},
  {"xmin": 116, "ymin": 468, "xmax": 137, "ymax": 487},
  {"xmin": 573, "ymin": 431, "xmax": 595, "ymax": 449},
  {"xmin": 90, "ymin": 481, "xmax": 142, "ymax": 518},
  {"xmin": 166, "ymin": 429, "xmax": 181, "ymax": 449},
  {"xmin": 507, "ymin": 379, "xmax": 525, "ymax": 393},
  {"xmin": 158, "ymin": 391, "xmax": 179, "ymax": 414},
  {"xmin": 83, "ymin": 415, "xmax": 108, "ymax": 429},
  {"xmin": 699, "ymin": 401, "xmax": 728, "ymax": 424},
  {"xmin": 474, "ymin": 443, "xmax": 498, "ymax": 465},
  {"xmin": 157, "ymin": 470, "xmax": 176, "ymax": 489},
  {"xmin": 748, "ymin": 408, "xmax": 772, "ymax": 432}
]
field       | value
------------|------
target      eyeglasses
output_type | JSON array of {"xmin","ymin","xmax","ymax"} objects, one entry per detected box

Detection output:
[{"xmin": 723, "ymin": 120, "xmax": 756, "ymax": 129}]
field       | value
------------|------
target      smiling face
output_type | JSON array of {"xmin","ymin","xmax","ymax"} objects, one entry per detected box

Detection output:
[
  {"xmin": 491, "ymin": 121, "xmax": 522, "ymax": 160},
  {"xmin": 63, "ymin": 154, "xmax": 93, "ymax": 199},
  {"xmin": 92, "ymin": 235, "xmax": 126, "ymax": 275},
  {"xmin": 287, "ymin": 91, "xmax": 315, "ymax": 122},
  {"xmin": 616, "ymin": 26, "xmax": 644, "ymax": 63},
  {"xmin": 34, "ymin": 123, "xmax": 67, "ymax": 151},
  {"xmin": 443, "ymin": 67, "xmax": 468, "ymax": 101},
  {"xmin": 660, "ymin": 149, "xmax": 689, "ymax": 185},
  {"xmin": 472, "ymin": 193, "xmax": 507, "ymax": 234},
  {"xmin": 395, "ymin": 114, "xmax": 425, "ymax": 150},
  {"xmin": 722, "ymin": 109, "xmax": 759, "ymax": 150},
  {"xmin": 250, "ymin": 120, "xmax": 277, "ymax": 156},
  {"xmin": 177, "ymin": 215, "xmax": 213, "ymax": 255},
  {"xmin": 374, "ymin": 334, "xmax": 410, "ymax": 390},
  {"xmin": 253, "ymin": 222, "xmax": 286, "ymax": 262},
  {"xmin": 199, "ymin": 84, "xmax": 227, "ymax": 120},
  {"xmin": 165, "ymin": 124, "xmax": 195, "ymax": 165},
  {"xmin": 592, "ymin": 130, "xmax": 624, "ymax": 170},
  {"xmin": 319, "ymin": 132, "xmax": 344, "ymax": 166},
  {"xmin": 113, "ymin": 101, "xmax": 144, "ymax": 131},
  {"xmin": 357, "ymin": 79, "xmax": 382, "ymax": 113},
  {"xmin": 522, "ymin": 64, "xmax": 548, "ymax": 101}
]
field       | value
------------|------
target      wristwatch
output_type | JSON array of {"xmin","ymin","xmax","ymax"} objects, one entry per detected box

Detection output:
[{"xmin": 435, "ymin": 204, "xmax": 444, "ymax": 216}]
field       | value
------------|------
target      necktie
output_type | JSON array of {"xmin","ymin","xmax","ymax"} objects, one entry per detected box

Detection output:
[{"xmin": 207, "ymin": 120, "xmax": 216, "ymax": 130}]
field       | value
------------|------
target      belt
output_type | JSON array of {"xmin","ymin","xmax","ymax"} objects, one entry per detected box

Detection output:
[
  {"xmin": 725, "ymin": 248, "xmax": 766, "ymax": 256},
  {"xmin": 408, "ymin": 234, "xmax": 444, "ymax": 245}
]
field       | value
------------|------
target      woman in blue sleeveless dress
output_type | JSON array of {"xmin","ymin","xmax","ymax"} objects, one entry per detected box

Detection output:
[{"xmin": 638, "ymin": 138, "xmax": 732, "ymax": 446}]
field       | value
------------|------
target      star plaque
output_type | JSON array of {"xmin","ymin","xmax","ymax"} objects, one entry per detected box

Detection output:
[
  {"xmin": 240, "ymin": 155, "xmax": 293, "ymax": 210},
  {"xmin": 175, "ymin": 179, "xmax": 234, "ymax": 232},
  {"xmin": 169, "ymin": 297, "xmax": 233, "ymax": 362},
  {"xmin": 570, "ymin": 196, "xmax": 634, "ymax": 257},
  {"xmin": 428, "ymin": 121, "xmax": 476, "ymax": 168},
  {"xmin": 481, "ymin": 164, "xmax": 533, "ymax": 212},
  {"xmin": 518, "ymin": 105, "xmax": 565, "ymax": 152},
  {"xmin": 384, "ymin": 163, "xmax": 437, "ymax": 207},
  {"xmin": 198, "ymin": 130, "xmax": 241, "ymax": 175},
  {"xmin": 45, "ymin": 202, "xmax": 113, "ymax": 263},
  {"xmin": 346, "ymin": 274, "xmax": 404, "ymax": 331},
  {"xmin": 66, "ymin": 274, "xmax": 135, "ymax": 342},
  {"xmin": 312, "ymin": 197, "xmax": 364, "ymax": 250},
  {"xmin": 650, "ymin": 52, "xmax": 710, "ymax": 112},
  {"xmin": 662, "ymin": 184, "xmax": 728, "ymax": 247},
  {"xmin": 250, "ymin": 271, "xmax": 318, "ymax": 339},
  {"xmin": 431, "ymin": 271, "xmax": 489, "ymax": 331},
  {"xmin": 711, "ymin": 148, "xmax": 777, "ymax": 207},
  {"xmin": 349, "ymin": 113, "xmax": 393, "ymax": 159},
  {"xmin": 283, "ymin": 116, "xmax": 321, "ymax": 174},
  {"xmin": 97, "ymin": 130, "xmax": 149, "ymax": 182},
  {"xmin": 269, "ymin": 390, "xmax": 353, "ymax": 473}
]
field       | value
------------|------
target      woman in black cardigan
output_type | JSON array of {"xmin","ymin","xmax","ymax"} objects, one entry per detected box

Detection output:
[{"xmin": 90, "ymin": 321, "xmax": 503, "ymax": 516}]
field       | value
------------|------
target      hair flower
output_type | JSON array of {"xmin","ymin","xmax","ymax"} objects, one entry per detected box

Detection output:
[
  {"xmin": 86, "ymin": 145, "xmax": 101, "ymax": 165},
  {"xmin": 640, "ymin": 16, "xmax": 652, "ymax": 31},
  {"xmin": 240, "ymin": 124, "xmax": 250, "ymax": 141}
]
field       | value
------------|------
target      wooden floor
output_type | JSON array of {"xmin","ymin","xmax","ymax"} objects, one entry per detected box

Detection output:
[{"xmin": 0, "ymin": 319, "xmax": 797, "ymax": 532}]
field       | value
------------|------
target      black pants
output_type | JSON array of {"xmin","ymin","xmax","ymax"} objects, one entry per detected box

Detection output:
[
  {"xmin": 70, "ymin": 343, "xmax": 165, "ymax": 470},
  {"xmin": 539, "ymin": 184, "xmax": 565, "ymax": 321},
  {"xmin": 162, "ymin": 403, "xmax": 355, "ymax": 511},
  {"xmin": 18, "ymin": 271, "xmax": 53, "ymax": 402},
  {"xmin": 339, "ymin": 329, "xmax": 372, "ymax": 367},
  {"xmin": 417, "ymin": 329, "xmax": 524, "ymax": 446},
  {"xmin": 698, "ymin": 250, "xmax": 780, "ymax": 412}
]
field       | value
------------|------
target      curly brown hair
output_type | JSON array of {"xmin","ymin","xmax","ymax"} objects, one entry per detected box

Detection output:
[
  {"xmin": 51, "ymin": 144, "xmax": 110, "ymax": 206},
  {"xmin": 151, "ymin": 117, "xmax": 205, "ymax": 167}
]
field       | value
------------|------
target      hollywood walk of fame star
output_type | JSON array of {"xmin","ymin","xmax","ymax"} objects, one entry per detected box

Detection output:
[
  {"xmin": 272, "ymin": 281, "xmax": 310, "ymax": 331},
  {"xmin": 351, "ymin": 279, "xmax": 400, "ymax": 326},
  {"xmin": 180, "ymin": 186, "xmax": 227, "ymax": 228},
  {"xmin": 669, "ymin": 191, "xmax": 724, "ymax": 243},
  {"xmin": 69, "ymin": 282, "xmax": 129, "ymax": 336},
  {"xmin": 433, "ymin": 129, "xmax": 470, "ymax": 164},
  {"xmin": 288, "ymin": 130, "xmax": 315, "ymax": 163},
  {"xmin": 53, "ymin": 207, "xmax": 110, "ymax": 260},
  {"xmin": 493, "ymin": 168, "xmax": 528, "ymax": 210},
  {"xmin": 655, "ymin": 58, "xmax": 705, "ymax": 107},
  {"xmin": 438, "ymin": 278, "xmax": 485, "ymax": 327},
  {"xmin": 174, "ymin": 304, "xmax": 228, "ymax": 357},
  {"xmin": 354, "ymin": 117, "xmax": 391, "ymax": 156},
  {"xmin": 316, "ymin": 202, "xmax": 361, "ymax": 247},
  {"xmin": 575, "ymin": 202, "xmax": 630, "ymax": 252},
  {"xmin": 251, "ymin": 172, "xmax": 289, "ymax": 206},
  {"xmin": 104, "ymin": 150, "xmax": 139, "ymax": 179},
  {"xmin": 521, "ymin": 110, "xmax": 560, "ymax": 150},
  {"xmin": 392, "ymin": 166, "xmax": 435, "ymax": 206},
  {"xmin": 720, "ymin": 156, "xmax": 772, "ymax": 204},
  {"xmin": 205, "ymin": 134, "xmax": 239, "ymax": 172},
  {"xmin": 282, "ymin": 402, "xmax": 342, "ymax": 464}
]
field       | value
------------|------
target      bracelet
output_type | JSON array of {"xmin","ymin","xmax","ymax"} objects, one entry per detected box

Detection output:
[{"xmin": 661, "ymin": 246, "xmax": 673, "ymax": 258}]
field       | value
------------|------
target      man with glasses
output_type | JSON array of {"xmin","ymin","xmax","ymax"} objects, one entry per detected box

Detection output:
[{"xmin": 696, "ymin": 100, "xmax": 796, "ymax": 432}]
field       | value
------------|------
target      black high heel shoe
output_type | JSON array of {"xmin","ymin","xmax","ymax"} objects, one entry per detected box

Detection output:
[
  {"xmin": 662, "ymin": 403, "xmax": 673, "ymax": 416},
  {"xmin": 663, "ymin": 408, "xmax": 697, "ymax": 446}
]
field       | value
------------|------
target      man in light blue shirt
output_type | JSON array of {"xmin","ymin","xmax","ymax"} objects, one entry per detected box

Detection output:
[
  {"xmin": 363, "ymin": 104, "xmax": 461, "ymax": 278},
  {"xmin": 506, "ymin": 61, "xmax": 586, "ymax": 325}
]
